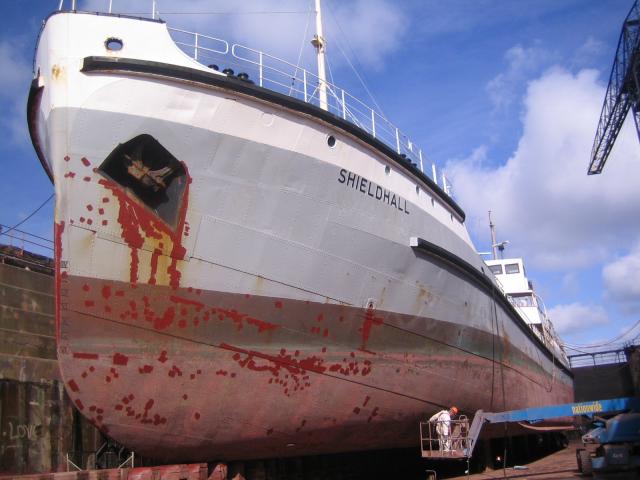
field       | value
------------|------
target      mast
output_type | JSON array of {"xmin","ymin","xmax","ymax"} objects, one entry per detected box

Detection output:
[
  {"xmin": 311, "ymin": 0, "xmax": 328, "ymax": 111},
  {"xmin": 489, "ymin": 211, "xmax": 498, "ymax": 260}
]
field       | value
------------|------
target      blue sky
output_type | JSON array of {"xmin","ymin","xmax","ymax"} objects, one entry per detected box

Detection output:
[{"xmin": 2, "ymin": 0, "xmax": 639, "ymax": 353}]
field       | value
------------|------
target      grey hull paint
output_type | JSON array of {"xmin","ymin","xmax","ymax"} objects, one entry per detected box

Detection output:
[{"xmin": 51, "ymin": 82, "xmax": 571, "ymax": 460}]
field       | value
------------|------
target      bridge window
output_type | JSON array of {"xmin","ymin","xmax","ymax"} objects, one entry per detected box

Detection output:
[
  {"xmin": 488, "ymin": 264, "xmax": 503, "ymax": 275},
  {"xmin": 505, "ymin": 263, "xmax": 520, "ymax": 274},
  {"xmin": 508, "ymin": 294, "xmax": 534, "ymax": 307}
]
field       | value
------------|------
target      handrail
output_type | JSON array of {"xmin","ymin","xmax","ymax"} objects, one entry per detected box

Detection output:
[
  {"xmin": 167, "ymin": 26, "xmax": 453, "ymax": 197},
  {"xmin": 52, "ymin": 4, "xmax": 454, "ymax": 196}
]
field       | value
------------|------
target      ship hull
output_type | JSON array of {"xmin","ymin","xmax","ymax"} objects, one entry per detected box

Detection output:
[
  {"xmin": 60, "ymin": 275, "xmax": 569, "ymax": 462},
  {"xmin": 32, "ymin": 12, "xmax": 573, "ymax": 462}
]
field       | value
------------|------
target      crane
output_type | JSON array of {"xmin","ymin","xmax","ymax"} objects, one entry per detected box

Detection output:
[{"xmin": 588, "ymin": 0, "xmax": 640, "ymax": 175}]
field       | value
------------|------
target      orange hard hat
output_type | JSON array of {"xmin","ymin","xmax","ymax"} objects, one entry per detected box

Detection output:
[{"xmin": 450, "ymin": 406, "xmax": 459, "ymax": 414}]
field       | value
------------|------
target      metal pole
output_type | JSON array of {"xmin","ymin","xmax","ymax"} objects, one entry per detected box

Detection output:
[
  {"xmin": 371, "ymin": 110, "xmax": 376, "ymax": 138},
  {"xmin": 71, "ymin": 0, "xmax": 76, "ymax": 10},
  {"xmin": 341, "ymin": 89, "xmax": 346, "ymax": 119},
  {"xmin": 108, "ymin": 0, "xmax": 113, "ymax": 13},
  {"xmin": 419, "ymin": 150, "xmax": 424, "ymax": 173},
  {"xmin": 194, "ymin": 33, "xmax": 198, "ymax": 60},
  {"xmin": 312, "ymin": 0, "xmax": 328, "ymax": 110},
  {"xmin": 303, "ymin": 70, "xmax": 308, "ymax": 102},
  {"xmin": 432, "ymin": 164, "xmax": 437, "ymax": 186},
  {"xmin": 395, "ymin": 128, "xmax": 401, "ymax": 154},
  {"xmin": 489, "ymin": 211, "xmax": 497, "ymax": 260},
  {"xmin": 259, "ymin": 52, "xmax": 263, "ymax": 87}
]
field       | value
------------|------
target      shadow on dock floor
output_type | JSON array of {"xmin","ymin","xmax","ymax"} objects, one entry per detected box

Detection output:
[{"xmin": 445, "ymin": 439, "xmax": 583, "ymax": 480}]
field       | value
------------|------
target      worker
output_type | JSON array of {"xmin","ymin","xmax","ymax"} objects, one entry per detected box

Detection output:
[{"xmin": 429, "ymin": 406, "xmax": 459, "ymax": 451}]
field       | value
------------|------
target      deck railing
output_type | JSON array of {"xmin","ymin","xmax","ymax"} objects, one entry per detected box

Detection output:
[
  {"xmin": 168, "ymin": 27, "xmax": 452, "ymax": 196},
  {"xmin": 55, "ymin": 1, "xmax": 453, "ymax": 196}
]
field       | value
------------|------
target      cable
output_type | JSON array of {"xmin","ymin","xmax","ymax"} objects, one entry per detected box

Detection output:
[
  {"xmin": 0, "ymin": 232, "xmax": 54, "ymax": 251},
  {"xmin": 562, "ymin": 319, "xmax": 640, "ymax": 350},
  {"xmin": 288, "ymin": 2, "xmax": 313, "ymax": 96},
  {"xmin": 0, "ymin": 224, "xmax": 53, "ymax": 244},
  {"xmin": 132, "ymin": 11, "xmax": 311, "ymax": 15},
  {"xmin": 0, "ymin": 193, "xmax": 54, "ymax": 237},
  {"xmin": 490, "ymin": 281, "xmax": 498, "ymax": 410},
  {"xmin": 324, "ymin": 0, "xmax": 387, "ymax": 118}
]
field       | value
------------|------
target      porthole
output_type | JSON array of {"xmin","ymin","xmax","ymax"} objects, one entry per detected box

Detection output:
[
  {"xmin": 327, "ymin": 135, "xmax": 336, "ymax": 148},
  {"xmin": 385, "ymin": 165, "xmax": 391, "ymax": 175},
  {"xmin": 105, "ymin": 37, "xmax": 123, "ymax": 51}
]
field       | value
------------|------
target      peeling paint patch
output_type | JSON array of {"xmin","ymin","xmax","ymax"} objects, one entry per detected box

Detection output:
[
  {"xmin": 73, "ymin": 352, "xmax": 99, "ymax": 360},
  {"xmin": 113, "ymin": 353, "xmax": 129, "ymax": 366}
]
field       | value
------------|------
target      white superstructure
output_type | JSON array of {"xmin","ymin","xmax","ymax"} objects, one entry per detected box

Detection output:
[{"xmin": 485, "ymin": 257, "xmax": 568, "ymax": 366}]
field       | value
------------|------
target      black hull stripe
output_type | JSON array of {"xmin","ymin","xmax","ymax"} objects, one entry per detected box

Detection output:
[
  {"xmin": 27, "ymin": 79, "xmax": 53, "ymax": 183},
  {"xmin": 80, "ymin": 56, "xmax": 465, "ymax": 221},
  {"xmin": 411, "ymin": 237, "xmax": 572, "ymax": 378}
]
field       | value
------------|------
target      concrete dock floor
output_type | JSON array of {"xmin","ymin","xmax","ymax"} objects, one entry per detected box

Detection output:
[{"xmin": 446, "ymin": 440, "xmax": 583, "ymax": 480}]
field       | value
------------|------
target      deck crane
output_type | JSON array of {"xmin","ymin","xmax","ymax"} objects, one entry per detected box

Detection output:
[{"xmin": 588, "ymin": 0, "xmax": 640, "ymax": 175}]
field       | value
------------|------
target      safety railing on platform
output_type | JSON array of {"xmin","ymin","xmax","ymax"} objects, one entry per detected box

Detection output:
[
  {"xmin": 0, "ymin": 225, "xmax": 54, "ymax": 274},
  {"xmin": 419, "ymin": 415, "xmax": 471, "ymax": 459},
  {"xmin": 167, "ymin": 27, "xmax": 453, "ymax": 196},
  {"xmin": 567, "ymin": 348, "xmax": 630, "ymax": 367}
]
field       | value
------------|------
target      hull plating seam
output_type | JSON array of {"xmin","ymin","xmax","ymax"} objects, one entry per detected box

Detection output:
[
  {"xmin": 79, "ymin": 55, "xmax": 465, "ymax": 221},
  {"xmin": 411, "ymin": 237, "xmax": 571, "ymax": 377},
  {"xmin": 65, "ymin": 277, "xmax": 557, "ymax": 396}
]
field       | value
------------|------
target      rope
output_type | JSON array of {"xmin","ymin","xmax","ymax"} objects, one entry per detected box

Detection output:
[
  {"xmin": 490, "ymin": 285, "xmax": 497, "ymax": 410},
  {"xmin": 0, "ymin": 224, "xmax": 53, "ymax": 244},
  {"xmin": 288, "ymin": 2, "xmax": 313, "ymax": 96},
  {"xmin": 0, "ymin": 193, "xmax": 54, "ymax": 237},
  {"xmin": 135, "ymin": 11, "xmax": 311, "ymax": 15},
  {"xmin": 563, "ymin": 319, "xmax": 640, "ymax": 350},
  {"xmin": 324, "ymin": 0, "xmax": 387, "ymax": 118}
]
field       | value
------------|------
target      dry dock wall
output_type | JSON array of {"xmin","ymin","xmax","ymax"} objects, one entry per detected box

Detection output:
[
  {"xmin": 571, "ymin": 351, "xmax": 639, "ymax": 402},
  {"xmin": 0, "ymin": 259, "xmax": 101, "ymax": 475}
]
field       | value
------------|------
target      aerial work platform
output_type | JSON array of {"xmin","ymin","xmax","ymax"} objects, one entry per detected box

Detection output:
[{"xmin": 420, "ymin": 397, "xmax": 640, "ymax": 460}]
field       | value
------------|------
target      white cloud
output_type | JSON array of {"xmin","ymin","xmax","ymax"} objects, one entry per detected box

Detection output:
[
  {"xmin": 547, "ymin": 302, "xmax": 609, "ymax": 335},
  {"xmin": 327, "ymin": 0, "xmax": 406, "ymax": 68},
  {"xmin": 603, "ymin": 243, "xmax": 640, "ymax": 313},
  {"xmin": 573, "ymin": 36, "xmax": 606, "ymax": 68},
  {"xmin": 560, "ymin": 272, "xmax": 580, "ymax": 296},
  {"xmin": 82, "ymin": 0, "xmax": 406, "ymax": 70},
  {"xmin": 487, "ymin": 43, "xmax": 554, "ymax": 111},
  {"xmin": 447, "ymin": 67, "xmax": 640, "ymax": 271}
]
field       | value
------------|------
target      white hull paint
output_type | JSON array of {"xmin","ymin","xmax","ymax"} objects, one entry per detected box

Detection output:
[{"xmin": 29, "ymin": 11, "xmax": 573, "ymax": 461}]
